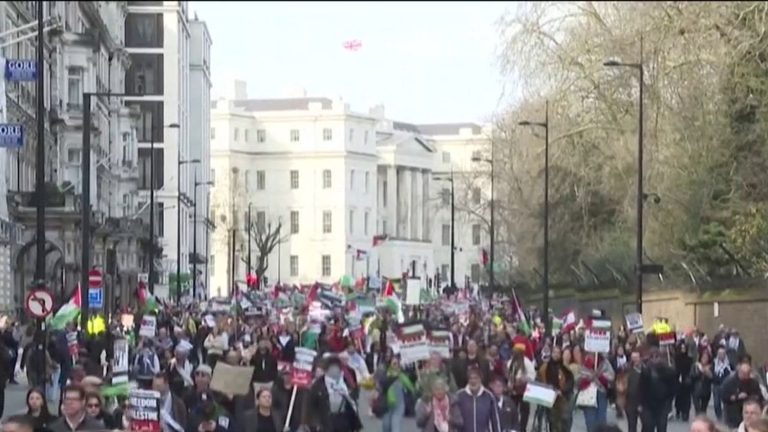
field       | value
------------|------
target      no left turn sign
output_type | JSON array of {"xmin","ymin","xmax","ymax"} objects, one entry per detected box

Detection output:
[{"xmin": 25, "ymin": 289, "xmax": 54, "ymax": 319}]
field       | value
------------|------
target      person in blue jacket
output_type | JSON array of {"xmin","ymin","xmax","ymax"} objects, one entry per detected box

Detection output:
[{"xmin": 454, "ymin": 366, "xmax": 502, "ymax": 432}]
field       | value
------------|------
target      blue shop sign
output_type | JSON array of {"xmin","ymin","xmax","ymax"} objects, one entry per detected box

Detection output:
[
  {"xmin": 4, "ymin": 59, "xmax": 37, "ymax": 81},
  {"xmin": 0, "ymin": 124, "xmax": 24, "ymax": 148}
]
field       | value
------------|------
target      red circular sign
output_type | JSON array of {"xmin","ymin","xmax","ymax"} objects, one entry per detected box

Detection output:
[{"xmin": 88, "ymin": 268, "xmax": 102, "ymax": 288}]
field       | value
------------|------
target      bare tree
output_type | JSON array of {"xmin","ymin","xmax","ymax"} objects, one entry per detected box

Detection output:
[{"xmin": 244, "ymin": 220, "xmax": 287, "ymax": 281}]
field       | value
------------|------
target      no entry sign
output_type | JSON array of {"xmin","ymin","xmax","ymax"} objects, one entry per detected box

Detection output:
[{"xmin": 88, "ymin": 269, "xmax": 102, "ymax": 288}]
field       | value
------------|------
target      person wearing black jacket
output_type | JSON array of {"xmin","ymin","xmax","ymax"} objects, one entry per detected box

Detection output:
[
  {"xmin": 251, "ymin": 338, "xmax": 278, "ymax": 388},
  {"xmin": 0, "ymin": 333, "xmax": 11, "ymax": 417},
  {"xmin": 26, "ymin": 388, "xmax": 57, "ymax": 432},
  {"xmin": 712, "ymin": 346, "xmax": 733, "ymax": 421},
  {"xmin": 674, "ymin": 342, "xmax": 694, "ymax": 421},
  {"xmin": 639, "ymin": 347, "xmax": 677, "ymax": 432},
  {"xmin": 720, "ymin": 363, "xmax": 763, "ymax": 428}
]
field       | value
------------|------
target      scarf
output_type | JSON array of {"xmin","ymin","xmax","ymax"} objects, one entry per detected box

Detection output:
[
  {"xmin": 174, "ymin": 359, "xmax": 194, "ymax": 387},
  {"xmin": 728, "ymin": 337, "xmax": 739, "ymax": 351},
  {"xmin": 324, "ymin": 375, "xmax": 350, "ymax": 413},
  {"xmin": 616, "ymin": 355, "xmax": 627, "ymax": 369},
  {"xmin": 714, "ymin": 358, "xmax": 730, "ymax": 376},
  {"xmin": 386, "ymin": 369, "xmax": 416, "ymax": 407},
  {"xmin": 432, "ymin": 395, "xmax": 450, "ymax": 432}
]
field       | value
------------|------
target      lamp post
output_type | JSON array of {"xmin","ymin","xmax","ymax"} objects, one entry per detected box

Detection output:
[
  {"xmin": 277, "ymin": 216, "xmax": 283, "ymax": 284},
  {"xmin": 177, "ymin": 156, "xmax": 200, "ymax": 303},
  {"xmin": 434, "ymin": 171, "xmax": 455, "ymax": 290},
  {"xmin": 471, "ymin": 153, "xmax": 495, "ymax": 292},
  {"xmin": 147, "ymin": 122, "xmax": 179, "ymax": 295},
  {"xmin": 604, "ymin": 36, "xmax": 644, "ymax": 313},
  {"xmin": 193, "ymin": 173, "xmax": 213, "ymax": 300},
  {"xmin": 519, "ymin": 100, "xmax": 551, "ymax": 338},
  {"xmin": 247, "ymin": 203, "xmax": 252, "ymax": 275}
]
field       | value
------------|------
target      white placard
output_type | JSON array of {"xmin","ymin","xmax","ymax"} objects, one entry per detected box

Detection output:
[
  {"xmin": 625, "ymin": 313, "xmax": 644, "ymax": 334},
  {"xmin": 584, "ymin": 328, "xmax": 611, "ymax": 353},
  {"xmin": 523, "ymin": 382, "xmax": 557, "ymax": 408},
  {"xmin": 405, "ymin": 278, "xmax": 422, "ymax": 305},
  {"xmin": 112, "ymin": 338, "xmax": 130, "ymax": 384},
  {"xmin": 399, "ymin": 339, "xmax": 430, "ymax": 365},
  {"xmin": 139, "ymin": 315, "xmax": 157, "ymax": 338}
]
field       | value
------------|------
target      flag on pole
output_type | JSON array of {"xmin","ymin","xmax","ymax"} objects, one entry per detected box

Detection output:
[
  {"xmin": 372, "ymin": 234, "xmax": 388, "ymax": 247},
  {"xmin": 137, "ymin": 282, "xmax": 159, "ymax": 313},
  {"xmin": 49, "ymin": 284, "xmax": 82, "ymax": 330},
  {"xmin": 511, "ymin": 288, "xmax": 531, "ymax": 336},
  {"xmin": 355, "ymin": 249, "xmax": 368, "ymax": 261},
  {"xmin": 553, "ymin": 310, "xmax": 577, "ymax": 334}
]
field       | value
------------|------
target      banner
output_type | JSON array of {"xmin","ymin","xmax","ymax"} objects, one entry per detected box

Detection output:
[
  {"xmin": 584, "ymin": 329, "xmax": 611, "ymax": 353},
  {"xmin": 139, "ymin": 315, "xmax": 157, "ymax": 338},
  {"xmin": 112, "ymin": 338, "xmax": 129, "ymax": 384},
  {"xmin": 292, "ymin": 347, "xmax": 317, "ymax": 389},
  {"xmin": 625, "ymin": 312, "xmax": 644, "ymax": 334},
  {"xmin": 128, "ymin": 389, "xmax": 161, "ymax": 432}
]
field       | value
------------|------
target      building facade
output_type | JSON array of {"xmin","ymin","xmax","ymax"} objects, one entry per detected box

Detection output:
[
  {"xmin": 208, "ymin": 82, "xmax": 493, "ymax": 295},
  {"xmin": 0, "ymin": 1, "xmax": 152, "ymax": 313},
  {"xmin": 124, "ymin": 1, "xmax": 209, "ymax": 298}
]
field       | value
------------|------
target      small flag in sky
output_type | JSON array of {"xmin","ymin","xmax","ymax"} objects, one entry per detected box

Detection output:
[
  {"xmin": 372, "ymin": 234, "xmax": 388, "ymax": 247},
  {"xmin": 342, "ymin": 39, "xmax": 362, "ymax": 51},
  {"xmin": 356, "ymin": 249, "xmax": 368, "ymax": 261}
]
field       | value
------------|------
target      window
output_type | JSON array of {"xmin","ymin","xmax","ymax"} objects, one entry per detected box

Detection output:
[
  {"xmin": 244, "ymin": 129, "xmax": 249, "ymax": 142},
  {"xmin": 364, "ymin": 212, "xmax": 369, "ymax": 235},
  {"xmin": 126, "ymin": 101, "xmax": 164, "ymax": 142},
  {"xmin": 290, "ymin": 129, "xmax": 300, "ymax": 142},
  {"xmin": 442, "ymin": 151, "xmax": 451, "ymax": 163},
  {"xmin": 322, "ymin": 211, "xmax": 332, "ymax": 233},
  {"xmin": 126, "ymin": 13, "xmax": 164, "ymax": 48},
  {"xmin": 382, "ymin": 220, "xmax": 388, "ymax": 235},
  {"xmin": 441, "ymin": 224, "xmax": 450, "ymax": 246},
  {"xmin": 472, "ymin": 188, "xmax": 481, "ymax": 205},
  {"xmin": 441, "ymin": 264, "xmax": 449, "ymax": 281},
  {"xmin": 472, "ymin": 224, "xmax": 481, "ymax": 245},
  {"xmin": 211, "ymin": 128, "xmax": 215, "ymax": 139},
  {"xmin": 67, "ymin": 67, "xmax": 83, "ymax": 109},
  {"xmin": 290, "ymin": 255, "xmax": 299, "ymax": 277},
  {"xmin": 290, "ymin": 170, "xmax": 299, "ymax": 189},
  {"xmin": 364, "ymin": 172, "xmax": 370, "ymax": 193},
  {"xmin": 138, "ymin": 148, "xmax": 164, "ymax": 189},
  {"xmin": 349, "ymin": 210, "xmax": 354, "ymax": 234},
  {"xmin": 233, "ymin": 128, "xmax": 239, "ymax": 141},
  {"xmin": 441, "ymin": 188, "xmax": 450, "ymax": 206},
  {"xmin": 157, "ymin": 203, "xmax": 165, "ymax": 236},
  {"xmin": 257, "ymin": 129, "xmax": 266, "ymax": 143},
  {"xmin": 321, "ymin": 255, "xmax": 331, "ymax": 277},
  {"xmin": 364, "ymin": 130, "xmax": 369, "ymax": 144},
  {"xmin": 323, "ymin": 128, "xmax": 332, "ymax": 141},
  {"xmin": 471, "ymin": 264, "xmax": 481, "ymax": 283},
  {"xmin": 256, "ymin": 170, "xmax": 266, "ymax": 190},
  {"xmin": 67, "ymin": 148, "xmax": 80, "ymax": 164},
  {"xmin": 383, "ymin": 180, "xmax": 388, "ymax": 207},
  {"xmin": 256, "ymin": 211, "xmax": 266, "ymax": 231},
  {"xmin": 290, "ymin": 211, "xmax": 299, "ymax": 234},
  {"xmin": 244, "ymin": 170, "xmax": 251, "ymax": 192},
  {"xmin": 126, "ymin": 53, "xmax": 163, "ymax": 95},
  {"xmin": 348, "ymin": 128, "xmax": 354, "ymax": 142},
  {"xmin": 349, "ymin": 170, "xmax": 355, "ymax": 190}
]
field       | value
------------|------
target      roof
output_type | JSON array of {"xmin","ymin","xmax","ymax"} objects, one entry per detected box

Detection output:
[
  {"xmin": 212, "ymin": 97, "xmax": 334, "ymax": 112},
  {"xmin": 392, "ymin": 121, "xmax": 483, "ymax": 136}
]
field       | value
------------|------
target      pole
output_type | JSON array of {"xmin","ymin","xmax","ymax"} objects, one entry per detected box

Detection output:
[
  {"xmin": 81, "ymin": 93, "xmax": 92, "ymax": 329},
  {"xmin": 489, "ymin": 154, "xmax": 495, "ymax": 293},
  {"xmin": 204, "ymin": 219, "xmax": 209, "ymax": 299},
  {"xmin": 543, "ymin": 100, "xmax": 551, "ymax": 339},
  {"xmin": 176, "ymin": 157, "xmax": 182, "ymax": 304},
  {"xmin": 192, "ymin": 171, "xmax": 198, "ymax": 301},
  {"xmin": 450, "ymin": 171, "xmax": 455, "ymax": 290},
  {"xmin": 636, "ymin": 36, "xmax": 645, "ymax": 314},
  {"xmin": 230, "ymin": 229, "xmax": 236, "ymax": 295},
  {"xmin": 247, "ymin": 203, "xmax": 252, "ymax": 274},
  {"xmin": 148, "ymin": 118, "xmax": 155, "ymax": 294},
  {"xmin": 278, "ymin": 225, "xmax": 282, "ymax": 283},
  {"xmin": 34, "ymin": 0, "xmax": 46, "ymax": 394}
]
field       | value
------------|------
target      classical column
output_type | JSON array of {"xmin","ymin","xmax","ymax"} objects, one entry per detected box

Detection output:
[
  {"xmin": 398, "ymin": 168, "xmax": 412, "ymax": 238},
  {"xmin": 422, "ymin": 169, "xmax": 430, "ymax": 241},
  {"xmin": 386, "ymin": 166, "xmax": 397, "ymax": 237},
  {"xmin": 412, "ymin": 169, "xmax": 423, "ymax": 240}
]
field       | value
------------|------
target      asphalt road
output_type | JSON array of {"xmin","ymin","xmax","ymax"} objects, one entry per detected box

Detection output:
[{"xmin": 2, "ymin": 376, "xmax": 702, "ymax": 432}]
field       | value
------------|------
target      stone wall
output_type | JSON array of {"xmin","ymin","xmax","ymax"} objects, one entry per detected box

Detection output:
[{"xmin": 521, "ymin": 284, "xmax": 768, "ymax": 363}]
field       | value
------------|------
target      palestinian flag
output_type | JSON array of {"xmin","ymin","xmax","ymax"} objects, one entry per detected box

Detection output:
[
  {"xmin": 511, "ymin": 288, "xmax": 531, "ymax": 336},
  {"xmin": 49, "ymin": 284, "xmax": 81, "ymax": 330},
  {"xmin": 137, "ymin": 282, "xmax": 159, "ymax": 313}
]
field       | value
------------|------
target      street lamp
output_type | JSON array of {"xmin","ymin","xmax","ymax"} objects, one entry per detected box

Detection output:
[
  {"xmin": 519, "ymin": 100, "xmax": 551, "ymax": 338},
  {"xmin": 434, "ymin": 171, "xmax": 456, "ymax": 291},
  {"xmin": 471, "ymin": 153, "xmax": 495, "ymax": 293},
  {"xmin": 192, "ymin": 174, "xmax": 213, "ymax": 300},
  {"xmin": 148, "ymin": 123, "xmax": 179, "ymax": 295},
  {"xmin": 604, "ymin": 36, "xmax": 645, "ymax": 313},
  {"xmin": 177, "ymin": 157, "xmax": 201, "ymax": 303}
]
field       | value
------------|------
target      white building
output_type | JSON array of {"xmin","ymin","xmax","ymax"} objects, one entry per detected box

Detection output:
[
  {"xmin": 188, "ymin": 16, "xmax": 213, "ymax": 296},
  {"xmin": 208, "ymin": 83, "xmax": 379, "ymax": 296},
  {"xmin": 124, "ymin": 1, "xmax": 209, "ymax": 298},
  {"xmin": 1, "ymin": 1, "xmax": 150, "ymax": 312},
  {"xmin": 208, "ymin": 82, "xmax": 493, "ymax": 295}
]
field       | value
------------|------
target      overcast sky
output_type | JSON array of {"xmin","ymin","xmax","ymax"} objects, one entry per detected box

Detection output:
[{"xmin": 190, "ymin": 1, "xmax": 517, "ymax": 124}]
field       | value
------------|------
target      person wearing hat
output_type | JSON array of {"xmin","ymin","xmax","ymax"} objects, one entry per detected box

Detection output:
[
  {"xmin": 168, "ymin": 341, "xmax": 195, "ymax": 398},
  {"xmin": 183, "ymin": 364, "xmax": 214, "ymax": 416},
  {"xmin": 507, "ymin": 343, "xmax": 536, "ymax": 431},
  {"xmin": 304, "ymin": 355, "xmax": 363, "ymax": 432}
]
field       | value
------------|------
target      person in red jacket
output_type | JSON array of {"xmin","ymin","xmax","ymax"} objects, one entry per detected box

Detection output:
[{"xmin": 512, "ymin": 327, "xmax": 536, "ymax": 361}]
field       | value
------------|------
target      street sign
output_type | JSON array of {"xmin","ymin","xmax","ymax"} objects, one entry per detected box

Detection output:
[
  {"xmin": 25, "ymin": 289, "xmax": 54, "ymax": 318},
  {"xmin": 88, "ymin": 269, "xmax": 103, "ymax": 288},
  {"xmin": 4, "ymin": 59, "xmax": 37, "ymax": 81},
  {"xmin": 88, "ymin": 288, "xmax": 103, "ymax": 309},
  {"xmin": 0, "ymin": 124, "xmax": 23, "ymax": 148}
]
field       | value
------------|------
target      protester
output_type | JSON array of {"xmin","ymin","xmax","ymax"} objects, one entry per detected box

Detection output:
[
  {"xmin": 272, "ymin": 370, "xmax": 305, "ymax": 432},
  {"xmin": 48, "ymin": 385, "xmax": 103, "ymax": 432},
  {"xmin": 305, "ymin": 356, "xmax": 363, "ymax": 432},
  {"xmin": 489, "ymin": 376, "xmax": 518, "ymax": 432},
  {"xmin": 675, "ymin": 341, "xmax": 694, "ymax": 422},
  {"xmin": 25, "ymin": 388, "xmax": 57, "ymax": 432},
  {"xmin": 241, "ymin": 389, "xmax": 282, "ymax": 432},
  {"xmin": 691, "ymin": 350, "xmax": 714, "ymax": 415},
  {"xmin": 415, "ymin": 377, "xmax": 462, "ymax": 432},
  {"xmin": 454, "ymin": 367, "xmax": 501, "ymax": 432},
  {"xmin": 689, "ymin": 416, "xmax": 719, "ymax": 432},
  {"xmin": 2, "ymin": 415, "xmax": 35, "ymax": 432},
  {"xmin": 84, "ymin": 392, "xmax": 117, "ymax": 429},
  {"xmin": 721, "ymin": 363, "xmax": 763, "ymax": 428},
  {"xmin": 507, "ymin": 344, "xmax": 536, "ymax": 431},
  {"xmin": 168, "ymin": 341, "xmax": 195, "ymax": 398},
  {"xmin": 152, "ymin": 371, "xmax": 187, "ymax": 432},
  {"xmin": 539, "ymin": 345, "xmax": 574, "ymax": 432},
  {"xmin": 623, "ymin": 351, "xmax": 643, "ymax": 432},
  {"xmin": 639, "ymin": 347, "xmax": 677, "ymax": 432},
  {"xmin": 577, "ymin": 352, "xmax": 615, "ymax": 432},
  {"xmin": 204, "ymin": 325, "xmax": 228, "ymax": 368},
  {"xmin": 374, "ymin": 356, "xmax": 416, "ymax": 432},
  {"xmin": 737, "ymin": 397, "xmax": 763, "ymax": 432},
  {"xmin": 250, "ymin": 338, "xmax": 278, "ymax": 390}
]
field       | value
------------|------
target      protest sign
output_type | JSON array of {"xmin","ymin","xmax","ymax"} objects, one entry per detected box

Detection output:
[
  {"xmin": 291, "ymin": 347, "xmax": 317, "ymax": 389},
  {"xmin": 66, "ymin": 331, "xmax": 78, "ymax": 357},
  {"xmin": 112, "ymin": 338, "xmax": 130, "ymax": 384},
  {"xmin": 584, "ymin": 328, "xmax": 611, "ymax": 353},
  {"xmin": 523, "ymin": 382, "xmax": 557, "ymax": 408},
  {"xmin": 397, "ymin": 323, "xmax": 430, "ymax": 364},
  {"xmin": 139, "ymin": 315, "xmax": 157, "ymax": 338},
  {"xmin": 128, "ymin": 389, "xmax": 161, "ymax": 432},
  {"xmin": 428, "ymin": 329, "xmax": 451, "ymax": 359},
  {"xmin": 210, "ymin": 363, "xmax": 254, "ymax": 396},
  {"xmin": 625, "ymin": 312, "xmax": 644, "ymax": 334}
]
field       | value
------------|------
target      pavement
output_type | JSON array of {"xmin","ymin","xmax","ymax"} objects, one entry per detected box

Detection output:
[{"xmin": 3, "ymin": 372, "xmax": 702, "ymax": 432}]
